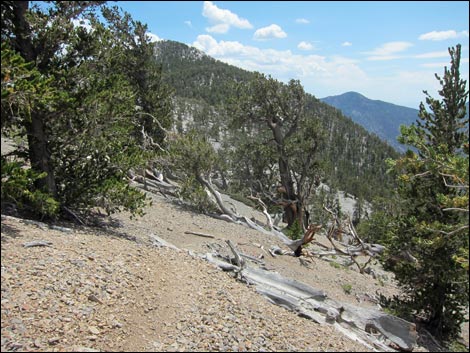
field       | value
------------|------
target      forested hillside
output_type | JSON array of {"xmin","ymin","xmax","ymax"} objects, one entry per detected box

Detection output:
[
  {"xmin": 320, "ymin": 91, "xmax": 420, "ymax": 152},
  {"xmin": 154, "ymin": 40, "xmax": 399, "ymax": 202}
]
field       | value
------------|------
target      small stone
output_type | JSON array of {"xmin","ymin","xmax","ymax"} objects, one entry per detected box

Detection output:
[
  {"xmin": 88, "ymin": 326, "xmax": 100, "ymax": 335},
  {"xmin": 48, "ymin": 337, "xmax": 61, "ymax": 345}
]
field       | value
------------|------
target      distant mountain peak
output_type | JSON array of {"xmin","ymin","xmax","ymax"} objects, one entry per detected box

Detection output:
[{"xmin": 320, "ymin": 92, "xmax": 419, "ymax": 152}]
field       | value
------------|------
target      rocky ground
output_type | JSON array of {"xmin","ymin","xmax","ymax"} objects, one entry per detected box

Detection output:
[
  {"xmin": 1, "ymin": 139, "xmax": 468, "ymax": 352},
  {"xmin": 1, "ymin": 206, "xmax": 370, "ymax": 352}
]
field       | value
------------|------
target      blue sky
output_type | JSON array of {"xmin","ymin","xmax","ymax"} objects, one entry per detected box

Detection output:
[{"xmin": 116, "ymin": 1, "xmax": 469, "ymax": 108}]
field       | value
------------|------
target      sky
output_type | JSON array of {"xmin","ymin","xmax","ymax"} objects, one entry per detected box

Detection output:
[{"xmin": 115, "ymin": 1, "xmax": 469, "ymax": 108}]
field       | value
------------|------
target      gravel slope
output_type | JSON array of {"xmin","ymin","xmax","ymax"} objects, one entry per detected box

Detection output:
[
  {"xmin": 2, "ymin": 182, "xmax": 467, "ymax": 351},
  {"xmin": 2, "ymin": 210, "xmax": 371, "ymax": 352}
]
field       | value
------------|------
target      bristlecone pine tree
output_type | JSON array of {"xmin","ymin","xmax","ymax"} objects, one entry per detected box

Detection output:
[{"xmin": 387, "ymin": 44, "xmax": 469, "ymax": 342}]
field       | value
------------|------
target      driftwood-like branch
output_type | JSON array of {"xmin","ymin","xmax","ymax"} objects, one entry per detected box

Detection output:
[
  {"xmin": 226, "ymin": 239, "xmax": 245, "ymax": 272},
  {"xmin": 62, "ymin": 206, "xmax": 85, "ymax": 226},
  {"xmin": 321, "ymin": 206, "xmax": 384, "ymax": 274},
  {"xmin": 204, "ymin": 252, "xmax": 417, "ymax": 351},
  {"xmin": 23, "ymin": 240, "xmax": 53, "ymax": 248},
  {"xmin": 247, "ymin": 195, "xmax": 274, "ymax": 230},
  {"xmin": 184, "ymin": 231, "xmax": 216, "ymax": 239},
  {"xmin": 292, "ymin": 223, "xmax": 322, "ymax": 257}
]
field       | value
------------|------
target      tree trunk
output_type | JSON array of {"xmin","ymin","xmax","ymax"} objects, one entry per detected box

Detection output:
[
  {"xmin": 25, "ymin": 115, "xmax": 57, "ymax": 196},
  {"xmin": 270, "ymin": 122, "xmax": 298, "ymax": 228},
  {"xmin": 12, "ymin": 1, "xmax": 57, "ymax": 197}
]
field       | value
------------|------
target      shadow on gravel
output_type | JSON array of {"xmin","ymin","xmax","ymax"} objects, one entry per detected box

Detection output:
[
  {"xmin": 1, "ymin": 221, "xmax": 22, "ymax": 243},
  {"xmin": 85, "ymin": 214, "xmax": 140, "ymax": 243}
]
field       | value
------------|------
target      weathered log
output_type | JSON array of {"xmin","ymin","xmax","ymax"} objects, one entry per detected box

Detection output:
[
  {"xmin": 23, "ymin": 240, "xmax": 53, "ymax": 248},
  {"xmin": 339, "ymin": 303, "xmax": 418, "ymax": 351},
  {"xmin": 204, "ymin": 253, "xmax": 240, "ymax": 272},
  {"xmin": 146, "ymin": 226, "xmax": 416, "ymax": 352},
  {"xmin": 226, "ymin": 239, "xmax": 245, "ymax": 270},
  {"xmin": 148, "ymin": 233, "xmax": 180, "ymax": 251}
]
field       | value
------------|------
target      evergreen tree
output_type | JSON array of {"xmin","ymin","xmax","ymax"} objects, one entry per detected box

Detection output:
[
  {"xmin": 386, "ymin": 44, "xmax": 468, "ymax": 341},
  {"xmin": 1, "ymin": 1, "xmax": 172, "ymax": 219},
  {"xmin": 228, "ymin": 73, "xmax": 324, "ymax": 229}
]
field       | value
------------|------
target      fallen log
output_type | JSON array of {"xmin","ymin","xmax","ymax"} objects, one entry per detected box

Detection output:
[{"xmin": 239, "ymin": 264, "xmax": 416, "ymax": 352}]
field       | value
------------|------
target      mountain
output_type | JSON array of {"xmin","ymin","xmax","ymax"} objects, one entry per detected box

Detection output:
[
  {"xmin": 154, "ymin": 40, "xmax": 399, "ymax": 202},
  {"xmin": 320, "ymin": 92, "xmax": 419, "ymax": 152}
]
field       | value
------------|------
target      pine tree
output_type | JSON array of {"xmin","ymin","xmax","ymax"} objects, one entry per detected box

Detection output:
[
  {"xmin": 387, "ymin": 44, "xmax": 469, "ymax": 342},
  {"xmin": 1, "ymin": 1, "xmax": 172, "ymax": 219}
]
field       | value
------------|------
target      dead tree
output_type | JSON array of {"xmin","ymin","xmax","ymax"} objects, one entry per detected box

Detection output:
[
  {"xmin": 293, "ymin": 223, "xmax": 322, "ymax": 257},
  {"xmin": 305, "ymin": 206, "xmax": 385, "ymax": 274}
]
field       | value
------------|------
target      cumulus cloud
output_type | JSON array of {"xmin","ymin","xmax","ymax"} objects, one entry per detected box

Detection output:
[
  {"xmin": 342, "ymin": 41, "xmax": 352, "ymax": 47},
  {"xmin": 364, "ymin": 41, "xmax": 413, "ymax": 60},
  {"xmin": 202, "ymin": 1, "xmax": 252, "ymax": 34},
  {"xmin": 184, "ymin": 20, "xmax": 193, "ymax": 28},
  {"xmin": 145, "ymin": 32, "xmax": 161, "ymax": 43},
  {"xmin": 295, "ymin": 18, "xmax": 310, "ymax": 24},
  {"xmin": 253, "ymin": 24, "xmax": 287, "ymax": 40},
  {"xmin": 419, "ymin": 30, "xmax": 469, "ymax": 41},
  {"xmin": 207, "ymin": 23, "xmax": 230, "ymax": 34},
  {"xmin": 192, "ymin": 34, "xmax": 366, "ymax": 84},
  {"xmin": 298, "ymin": 41, "xmax": 314, "ymax": 51},
  {"xmin": 192, "ymin": 35, "xmax": 466, "ymax": 108},
  {"xmin": 191, "ymin": 35, "xmax": 431, "ymax": 105}
]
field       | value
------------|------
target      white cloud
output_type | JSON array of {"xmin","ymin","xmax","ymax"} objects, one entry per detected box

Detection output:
[
  {"xmin": 146, "ymin": 32, "xmax": 161, "ymax": 43},
  {"xmin": 184, "ymin": 20, "xmax": 193, "ymax": 28},
  {"xmin": 192, "ymin": 34, "xmax": 366, "ymax": 88},
  {"xmin": 253, "ymin": 24, "xmax": 287, "ymax": 40},
  {"xmin": 364, "ymin": 41, "xmax": 413, "ymax": 60},
  {"xmin": 192, "ymin": 35, "xmax": 468, "ymax": 108},
  {"xmin": 207, "ymin": 23, "xmax": 230, "ymax": 34},
  {"xmin": 295, "ymin": 18, "xmax": 310, "ymax": 24},
  {"xmin": 367, "ymin": 55, "xmax": 403, "ymax": 61},
  {"xmin": 202, "ymin": 1, "xmax": 252, "ymax": 34},
  {"xmin": 419, "ymin": 30, "xmax": 469, "ymax": 41},
  {"xmin": 420, "ymin": 62, "xmax": 450, "ymax": 68},
  {"xmin": 298, "ymin": 41, "xmax": 314, "ymax": 51},
  {"xmin": 342, "ymin": 41, "xmax": 352, "ymax": 47},
  {"xmin": 413, "ymin": 50, "xmax": 449, "ymax": 59}
]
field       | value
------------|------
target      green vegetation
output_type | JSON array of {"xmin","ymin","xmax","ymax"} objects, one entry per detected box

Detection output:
[
  {"xmin": 1, "ymin": 2, "xmax": 172, "ymax": 219},
  {"xmin": 166, "ymin": 131, "xmax": 221, "ymax": 213},
  {"xmin": 285, "ymin": 219, "xmax": 304, "ymax": 240},
  {"xmin": 342, "ymin": 283, "xmax": 353, "ymax": 294},
  {"xmin": 329, "ymin": 261, "xmax": 342, "ymax": 269}
]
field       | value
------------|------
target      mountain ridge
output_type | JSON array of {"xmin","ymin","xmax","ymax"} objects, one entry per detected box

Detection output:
[
  {"xmin": 320, "ymin": 91, "xmax": 419, "ymax": 152},
  {"xmin": 154, "ymin": 40, "xmax": 399, "ymax": 201}
]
